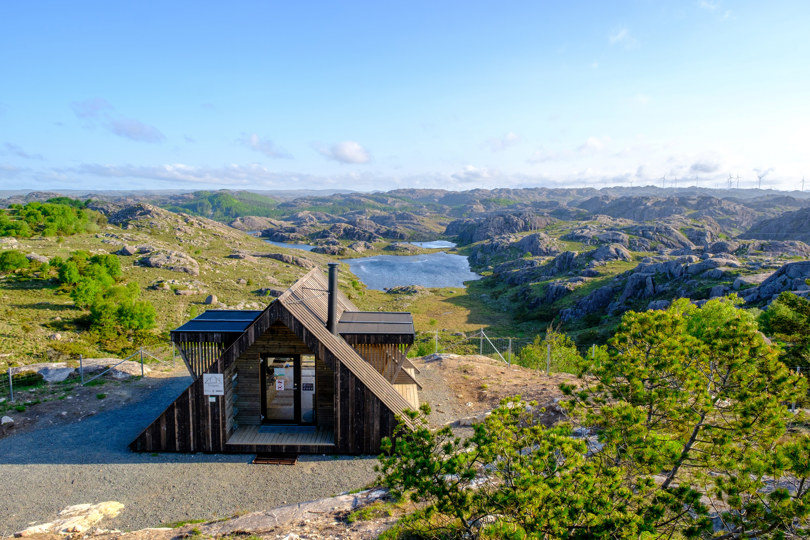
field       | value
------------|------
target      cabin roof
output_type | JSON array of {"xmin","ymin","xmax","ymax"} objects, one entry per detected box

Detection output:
[
  {"xmin": 173, "ymin": 310, "xmax": 263, "ymax": 333},
  {"xmin": 338, "ymin": 311, "xmax": 414, "ymax": 335}
]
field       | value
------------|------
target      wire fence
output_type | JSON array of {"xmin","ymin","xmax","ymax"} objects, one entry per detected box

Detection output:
[
  {"xmin": 0, "ymin": 343, "xmax": 179, "ymax": 404},
  {"xmin": 410, "ymin": 329, "xmax": 586, "ymax": 375}
]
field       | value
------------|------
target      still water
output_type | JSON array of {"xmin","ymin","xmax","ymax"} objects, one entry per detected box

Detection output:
[
  {"xmin": 409, "ymin": 240, "xmax": 457, "ymax": 249},
  {"xmin": 344, "ymin": 252, "xmax": 480, "ymax": 290},
  {"xmin": 264, "ymin": 240, "xmax": 316, "ymax": 252}
]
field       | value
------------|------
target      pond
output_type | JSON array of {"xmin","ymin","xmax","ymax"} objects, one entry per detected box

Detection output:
[
  {"xmin": 409, "ymin": 240, "xmax": 457, "ymax": 249},
  {"xmin": 263, "ymin": 240, "xmax": 316, "ymax": 252},
  {"xmin": 344, "ymin": 252, "xmax": 480, "ymax": 290}
]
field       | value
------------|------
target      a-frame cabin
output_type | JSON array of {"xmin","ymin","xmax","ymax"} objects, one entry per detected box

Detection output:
[{"xmin": 130, "ymin": 264, "xmax": 420, "ymax": 455}]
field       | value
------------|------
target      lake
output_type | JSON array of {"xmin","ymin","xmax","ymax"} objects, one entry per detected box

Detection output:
[
  {"xmin": 264, "ymin": 240, "xmax": 316, "ymax": 252},
  {"xmin": 344, "ymin": 252, "xmax": 480, "ymax": 290},
  {"xmin": 409, "ymin": 240, "xmax": 457, "ymax": 249}
]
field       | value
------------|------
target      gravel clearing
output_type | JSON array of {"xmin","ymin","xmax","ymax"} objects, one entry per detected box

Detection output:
[{"xmin": 0, "ymin": 374, "xmax": 379, "ymax": 536}]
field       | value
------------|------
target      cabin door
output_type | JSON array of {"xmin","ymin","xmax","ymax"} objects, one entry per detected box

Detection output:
[{"xmin": 260, "ymin": 355, "xmax": 315, "ymax": 425}]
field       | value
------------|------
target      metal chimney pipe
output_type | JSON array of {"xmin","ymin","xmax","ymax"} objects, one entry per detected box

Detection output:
[{"xmin": 327, "ymin": 263, "xmax": 338, "ymax": 334}]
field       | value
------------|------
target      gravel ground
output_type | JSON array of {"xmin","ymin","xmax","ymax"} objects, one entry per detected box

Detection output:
[{"xmin": 0, "ymin": 374, "xmax": 380, "ymax": 536}]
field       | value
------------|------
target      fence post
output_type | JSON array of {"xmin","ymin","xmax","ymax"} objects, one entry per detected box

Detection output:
[
  {"xmin": 434, "ymin": 330, "xmax": 438, "ymax": 354},
  {"xmin": 479, "ymin": 330, "xmax": 483, "ymax": 355},
  {"xmin": 8, "ymin": 368, "xmax": 13, "ymax": 403},
  {"xmin": 507, "ymin": 338, "xmax": 512, "ymax": 365},
  {"xmin": 591, "ymin": 344, "xmax": 596, "ymax": 359},
  {"xmin": 172, "ymin": 346, "xmax": 176, "ymax": 369},
  {"xmin": 546, "ymin": 342, "xmax": 551, "ymax": 376},
  {"xmin": 140, "ymin": 348, "xmax": 144, "ymax": 377},
  {"xmin": 79, "ymin": 354, "xmax": 84, "ymax": 385}
]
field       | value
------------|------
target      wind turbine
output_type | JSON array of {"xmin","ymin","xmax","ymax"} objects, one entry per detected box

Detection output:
[
  {"xmin": 727, "ymin": 173, "xmax": 734, "ymax": 190},
  {"xmin": 803, "ymin": 176, "xmax": 806, "ymax": 192},
  {"xmin": 661, "ymin": 174, "xmax": 666, "ymax": 189},
  {"xmin": 736, "ymin": 174, "xmax": 741, "ymax": 189},
  {"xmin": 757, "ymin": 172, "xmax": 766, "ymax": 189}
]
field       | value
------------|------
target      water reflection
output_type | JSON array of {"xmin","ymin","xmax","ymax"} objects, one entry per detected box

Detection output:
[{"xmin": 344, "ymin": 252, "xmax": 480, "ymax": 290}]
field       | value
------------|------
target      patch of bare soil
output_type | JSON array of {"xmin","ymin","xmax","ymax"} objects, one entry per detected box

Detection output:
[
  {"xmin": 0, "ymin": 368, "xmax": 183, "ymax": 440},
  {"xmin": 412, "ymin": 354, "xmax": 579, "ymax": 425}
]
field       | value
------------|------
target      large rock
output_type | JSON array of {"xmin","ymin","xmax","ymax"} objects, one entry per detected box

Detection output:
[
  {"xmin": 743, "ymin": 261, "xmax": 810, "ymax": 303},
  {"xmin": 138, "ymin": 251, "xmax": 200, "ymax": 276},
  {"xmin": 590, "ymin": 243, "xmax": 632, "ymax": 262},
  {"xmin": 14, "ymin": 501, "xmax": 124, "ymax": 536},
  {"xmin": 516, "ymin": 233, "xmax": 562, "ymax": 257},
  {"xmin": 26, "ymin": 253, "xmax": 49, "ymax": 264},
  {"xmin": 259, "ymin": 252, "xmax": 316, "ymax": 269},
  {"xmin": 445, "ymin": 212, "xmax": 556, "ymax": 244},
  {"xmin": 229, "ymin": 216, "xmax": 287, "ymax": 231}
]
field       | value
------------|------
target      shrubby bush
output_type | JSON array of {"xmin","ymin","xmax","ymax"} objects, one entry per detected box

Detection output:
[
  {"xmin": 0, "ymin": 250, "xmax": 30, "ymax": 273},
  {"xmin": 0, "ymin": 199, "xmax": 105, "ymax": 238},
  {"xmin": 380, "ymin": 297, "xmax": 810, "ymax": 539},
  {"xmin": 51, "ymin": 250, "xmax": 157, "ymax": 352}
]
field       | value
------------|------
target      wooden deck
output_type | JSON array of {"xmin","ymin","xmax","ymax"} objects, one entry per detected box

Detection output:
[{"xmin": 227, "ymin": 425, "xmax": 334, "ymax": 447}]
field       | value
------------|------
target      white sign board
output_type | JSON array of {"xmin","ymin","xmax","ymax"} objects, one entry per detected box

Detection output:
[
  {"xmin": 203, "ymin": 374, "xmax": 224, "ymax": 396},
  {"xmin": 275, "ymin": 378, "xmax": 285, "ymax": 391}
]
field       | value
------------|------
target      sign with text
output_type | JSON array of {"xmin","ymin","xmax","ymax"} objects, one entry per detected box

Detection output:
[
  {"xmin": 276, "ymin": 378, "xmax": 285, "ymax": 391},
  {"xmin": 203, "ymin": 374, "xmax": 224, "ymax": 396}
]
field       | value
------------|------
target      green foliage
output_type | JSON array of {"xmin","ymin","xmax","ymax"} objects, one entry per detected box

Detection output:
[
  {"xmin": 0, "ymin": 250, "xmax": 30, "ymax": 272},
  {"xmin": 566, "ymin": 296, "xmax": 810, "ymax": 538},
  {"xmin": 759, "ymin": 291, "xmax": 810, "ymax": 373},
  {"xmin": 383, "ymin": 298, "xmax": 810, "ymax": 538},
  {"xmin": 378, "ymin": 400, "xmax": 655, "ymax": 538},
  {"xmin": 51, "ymin": 250, "xmax": 157, "ymax": 352},
  {"xmin": 164, "ymin": 190, "xmax": 279, "ymax": 221},
  {"xmin": 0, "ymin": 200, "xmax": 105, "ymax": 238},
  {"xmin": 516, "ymin": 325, "xmax": 583, "ymax": 374}
]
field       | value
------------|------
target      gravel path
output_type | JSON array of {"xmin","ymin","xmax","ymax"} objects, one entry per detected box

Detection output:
[{"xmin": 0, "ymin": 374, "xmax": 379, "ymax": 536}]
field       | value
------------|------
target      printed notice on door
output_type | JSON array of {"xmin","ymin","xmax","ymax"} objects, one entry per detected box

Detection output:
[
  {"xmin": 203, "ymin": 374, "xmax": 224, "ymax": 396},
  {"xmin": 275, "ymin": 378, "xmax": 285, "ymax": 391}
]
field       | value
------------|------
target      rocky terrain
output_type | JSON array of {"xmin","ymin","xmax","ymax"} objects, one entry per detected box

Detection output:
[{"xmin": 5, "ymin": 186, "xmax": 810, "ymax": 356}]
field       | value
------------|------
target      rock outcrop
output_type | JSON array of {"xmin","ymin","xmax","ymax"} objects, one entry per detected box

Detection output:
[{"xmin": 138, "ymin": 251, "xmax": 200, "ymax": 276}]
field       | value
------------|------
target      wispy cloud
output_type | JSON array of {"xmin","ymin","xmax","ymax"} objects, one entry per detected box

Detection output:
[
  {"xmin": 690, "ymin": 160, "xmax": 721, "ymax": 173},
  {"xmin": 109, "ymin": 118, "xmax": 165, "ymax": 143},
  {"xmin": 2, "ymin": 142, "xmax": 44, "ymax": 160},
  {"xmin": 578, "ymin": 136, "xmax": 609, "ymax": 153},
  {"xmin": 317, "ymin": 141, "xmax": 371, "ymax": 164},
  {"xmin": 485, "ymin": 132, "xmax": 521, "ymax": 152},
  {"xmin": 609, "ymin": 27, "xmax": 638, "ymax": 48},
  {"xmin": 527, "ymin": 147, "xmax": 560, "ymax": 164},
  {"xmin": 451, "ymin": 165, "xmax": 499, "ymax": 184},
  {"xmin": 240, "ymin": 133, "xmax": 292, "ymax": 159},
  {"xmin": 699, "ymin": 1, "xmax": 731, "ymax": 19},
  {"xmin": 71, "ymin": 98, "xmax": 165, "ymax": 143}
]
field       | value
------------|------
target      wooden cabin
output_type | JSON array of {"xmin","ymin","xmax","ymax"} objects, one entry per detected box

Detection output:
[{"xmin": 130, "ymin": 264, "xmax": 420, "ymax": 455}]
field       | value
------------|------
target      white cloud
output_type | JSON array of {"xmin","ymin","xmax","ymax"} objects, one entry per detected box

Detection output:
[
  {"xmin": 451, "ymin": 165, "xmax": 499, "ymax": 184},
  {"xmin": 527, "ymin": 147, "xmax": 560, "ymax": 164},
  {"xmin": 485, "ymin": 132, "xmax": 521, "ymax": 152},
  {"xmin": 240, "ymin": 133, "xmax": 292, "ymax": 159},
  {"xmin": 609, "ymin": 27, "xmax": 638, "ymax": 48},
  {"xmin": 578, "ymin": 136, "xmax": 609, "ymax": 153},
  {"xmin": 317, "ymin": 141, "xmax": 371, "ymax": 164},
  {"xmin": 71, "ymin": 98, "xmax": 164, "ymax": 144}
]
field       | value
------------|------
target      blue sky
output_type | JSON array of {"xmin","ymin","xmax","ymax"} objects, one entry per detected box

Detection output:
[{"xmin": 1, "ymin": 1, "xmax": 808, "ymax": 192}]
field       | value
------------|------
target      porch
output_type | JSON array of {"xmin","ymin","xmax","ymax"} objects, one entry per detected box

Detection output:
[{"xmin": 226, "ymin": 425, "xmax": 335, "ymax": 447}]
